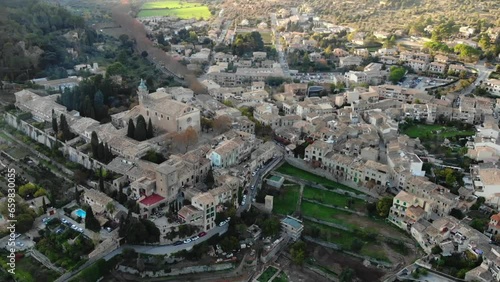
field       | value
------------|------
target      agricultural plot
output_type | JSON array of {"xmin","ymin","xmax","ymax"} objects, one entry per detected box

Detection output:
[{"xmin": 138, "ymin": 1, "xmax": 211, "ymax": 19}]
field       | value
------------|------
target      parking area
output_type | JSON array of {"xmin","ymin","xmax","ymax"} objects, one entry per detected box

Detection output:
[
  {"xmin": 0, "ymin": 233, "xmax": 34, "ymax": 251},
  {"xmin": 402, "ymin": 74, "xmax": 453, "ymax": 90}
]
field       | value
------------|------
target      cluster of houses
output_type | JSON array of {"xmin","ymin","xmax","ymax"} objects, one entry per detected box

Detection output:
[
  {"xmin": 7, "ymin": 81, "xmax": 282, "ymax": 242},
  {"xmin": 206, "ymin": 51, "xmax": 285, "ymax": 86}
]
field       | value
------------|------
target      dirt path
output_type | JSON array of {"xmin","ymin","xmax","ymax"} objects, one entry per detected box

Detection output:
[{"xmin": 296, "ymin": 184, "xmax": 304, "ymax": 213}]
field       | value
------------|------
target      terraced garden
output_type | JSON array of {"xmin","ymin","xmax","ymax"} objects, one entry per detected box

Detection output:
[{"xmin": 272, "ymin": 162, "xmax": 418, "ymax": 265}]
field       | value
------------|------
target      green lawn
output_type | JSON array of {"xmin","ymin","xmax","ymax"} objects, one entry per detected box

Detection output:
[
  {"xmin": 260, "ymin": 32, "xmax": 272, "ymax": 44},
  {"xmin": 304, "ymin": 220, "xmax": 389, "ymax": 262},
  {"xmin": 401, "ymin": 124, "xmax": 475, "ymax": 139},
  {"xmin": 301, "ymin": 202, "xmax": 354, "ymax": 228},
  {"xmin": 276, "ymin": 163, "xmax": 364, "ymax": 195},
  {"xmin": 273, "ymin": 184, "xmax": 300, "ymax": 215},
  {"xmin": 138, "ymin": 5, "xmax": 212, "ymax": 19},
  {"xmin": 258, "ymin": 266, "xmax": 279, "ymax": 282},
  {"xmin": 4, "ymin": 146, "xmax": 29, "ymax": 160},
  {"xmin": 305, "ymin": 220, "xmax": 355, "ymax": 247},
  {"xmin": 141, "ymin": 0, "xmax": 197, "ymax": 9},
  {"xmin": 360, "ymin": 244, "xmax": 390, "ymax": 262},
  {"xmin": 236, "ymin": 31, "xmax": 272, "ymax": 44},
  {"xmin": 272, "ymin": 271, "xmax": 288, "ymax": 282},
  {"xmin": 302, "ymin": 186, "xmax": 365, "ymax": 211}
]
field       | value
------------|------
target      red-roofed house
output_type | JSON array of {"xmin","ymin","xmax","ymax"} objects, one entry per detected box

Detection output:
[
  {"xmin": 488, "ymin": 213, "xmax": 500, "ymax": 236},
  {"xmin": 138, "ymin": 193, "xmax": 166, "ymax": 218}
]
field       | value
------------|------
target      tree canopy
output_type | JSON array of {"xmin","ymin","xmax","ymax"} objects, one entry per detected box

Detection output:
[
  {"xmin": 232, "ymin": 31, "xmax": 265, "ymax": 56},
  {"xmin": 389, "ymin": 66, "xmax": 406, "ymax": 84},
  {"xmin": 376, "ymin": 197, "xmax": 393, "ymax": 218}
]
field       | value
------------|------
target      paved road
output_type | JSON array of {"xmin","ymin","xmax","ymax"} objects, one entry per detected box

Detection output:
[
  {"xmin": 104, "ymin": 224, "xmax": 229, "ymax": 258},
  {"xmin": 57, "ymin": 224, "xmax": 229, "ymax": 282},
  {"xmin": 237, "ymin": 155, "xmax": 284, "ymax": 215},
  {"xmin": 270, "ymin": 13, "xmax": 290, "ymax": 77},
  {"xmin": 461, "ymin": 59, "xmax": 492, "ymax": 96}
]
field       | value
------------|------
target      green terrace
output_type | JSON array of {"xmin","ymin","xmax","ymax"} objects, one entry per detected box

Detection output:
[
  {"xmin": 302, "ymin": 186, "xmax": 366, "ymax": 212},
  {"xmin": 276, "ymin": 163, "xmax": 366, "ymax": 195},
  {"xmin": 272, "ymin": 184, "xmax": 300, "ymax": 216}
]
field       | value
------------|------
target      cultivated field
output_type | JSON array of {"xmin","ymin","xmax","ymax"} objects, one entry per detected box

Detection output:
[{"xmin": 137, "ymin": 0, "xmax": 211, "ymax": 19}]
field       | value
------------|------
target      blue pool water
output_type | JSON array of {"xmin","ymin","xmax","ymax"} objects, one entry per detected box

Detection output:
[{"xmin": 75, "ymin": 209, "xmax": 86, "ymax": 218}]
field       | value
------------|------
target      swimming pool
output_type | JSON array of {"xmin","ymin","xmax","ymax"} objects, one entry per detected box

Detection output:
[{"xmin": 75, "ymin": 209, "xmax": 86, "ymax": 219}]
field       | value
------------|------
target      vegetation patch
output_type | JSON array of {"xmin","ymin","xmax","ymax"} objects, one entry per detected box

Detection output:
[
  {"xmin": 272, "ymin": 184, "xmax": 300, "ymax": 215},
  {"xmin": 304, "ymin": 220, "xmax": 389, "ymax": 262},
  {"xmin": 301, "ymin": 202, "xmax": 354, "ymax": 228},
  {"xmin": 276, "ymin": 163, "xmax": 365, "ymax": 195},
  {"xmin": 400, "ymin": 123, "xmax": 474, "ymax": 139},
  {"xmin": 302, "ymin": 186, "xmax": 365, "ymax": 211},
  {"xmin": 138, "ymin": 1, "xmax": 212, "ymax": 19},
  {"xmin": 272, "ymin": 271, "xmax": 289, "ymax": 282},
  {"xmin": 257, "ymin": 266, "xmax": 279, "ymax": 282},
  {"xmin": 430, "ymin": 251, "xmax": 482, "ymax": 279},
  {"xmin": 36, "ymin": 227, "xmax": 94, "ymax": 270},
  {"xmin": 0, "ymin": 250, "xmax": 60, "ymax": 282}
]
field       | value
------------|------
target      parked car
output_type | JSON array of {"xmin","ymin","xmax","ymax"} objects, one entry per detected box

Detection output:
[
  {"xmin": 61, "ymin": 219, "xmax": 68, "ymax": 224},
  {"xmin": 77, "ymin": 227, "xmax": 83, "ymax": 232},
  {"xmin": 191, "ymin": 236, "xmax": 200, "ymax": 241},
  {"xmin": 173, "ymin": 241, "xmax": 183, "ymax": 246},
  {"xmin": 183, "ymin": 238, "xmax": 192, "ymax": 244},
  {"xmin": 199, "ymin": 232, "xmax": 207, "ymax": 237},
  {"xmin": 219, "ymin": 221, "xmax": 227, "ymax": 227}
]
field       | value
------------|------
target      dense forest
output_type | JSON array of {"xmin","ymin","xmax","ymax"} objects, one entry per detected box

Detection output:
[{"xmin": 0, "ymin": 0, "xmax": 100, "ymax": 81}]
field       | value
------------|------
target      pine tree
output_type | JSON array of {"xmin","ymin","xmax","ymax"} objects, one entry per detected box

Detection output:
[
  {"xmin": 147, "ymin": 118, "xmax": 153, "ymax": 139},
  {"xmin": 91, "ymin": 131, "xmax": 99, "ymax": 158},
  {"xmin": 127, "ymin": 119, "xmax": 135, "ymax": 138},
  {"xmin": 134, "ymin": 115, "xmax": 147, "ymax": 141}
]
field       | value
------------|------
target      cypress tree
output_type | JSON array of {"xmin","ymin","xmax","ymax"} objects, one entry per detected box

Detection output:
[
  {"xmin": 134, "ymin": 115, "xmax": 147, "ymax": 141},
  {"xmin": 127, "ymin": 119, "xmax": 135, "ymax": 138},
  {"xmin": 91, "ymin": 131, "xmax": 99, "ymax": 158},
  {"xmin": 147, "ymin": 118, "xmax": 153, "ymax": 139},
  {"xmin": 60, "ymin": 114, "xmax": 72, "ymax": 141},
  {"xmin": 75, "ymin": 185, "xmax": 80, "ymax": 204},
  {"xmin": 104, "ymin": 143, "xmax": 111, "ymax": 163},
  {"xmin": 97, "ymin": 142, "xmax": 105, "ymax": 161},
  {"xmin": 52, "ymin": 116, "xmax": 58, "ymax": 133},
  {"xmin": 85, "ymin": 206, "xmax": 101, "ymax": 232},
  {"xmin": 99, "ymin": 167, "xmax": 105, "ymax": 192},
  {"xmin": 42, "ymin": 197, "xmax": 47, "ymax": 213}
]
